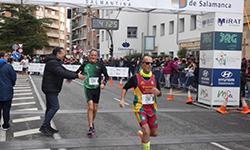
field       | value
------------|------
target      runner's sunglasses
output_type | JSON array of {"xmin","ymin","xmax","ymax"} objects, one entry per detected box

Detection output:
[{"xmin": 142, "ymin": 62, "xmax": 153, "ymax": 65}]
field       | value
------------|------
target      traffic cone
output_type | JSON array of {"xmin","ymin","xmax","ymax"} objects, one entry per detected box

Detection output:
[
  {"xmin": 216, "ymin": 99, "xmax": 228, "ymax": 114},
  {"xmin": 241, "ymin": 98, "xmax": 250, "ymax": 114},
  {"xmin": 118, "ymin": 79, "xmax": 123, "ymax": 88},
  {"xmin": 109, "ymin": 77, "xmax": 114, "ymax": 86},
  {"xmin": 131, "ymin": 87, "xmax": 134, "ymax": 90},
  {"xmin": 167, "ymin": 88, "xmax": 175, "ymax": 100},
  {"xmin": 186, "ymin": 90, "xmax": 195, "ymax": 104}
]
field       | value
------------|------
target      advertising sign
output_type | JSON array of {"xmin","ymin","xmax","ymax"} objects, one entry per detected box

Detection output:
[
  {"xmin": 212, "ymin": 69, "xmax": 240, "ymax": 87},
  {"xmin": 199, "ymin": 50, "xmax": 213, "ymax": 68},
  {"xmin": 200, "ymin": 32, "xmax": 214, "ymax": 50},
  {"xmin": 198, "ymin": 85, "xmax": 212, "ymax": 105},
  {"xmin": 215, "ymin": 12, "xmax": 243, "ymax": 32},
  {"xmin": 211, "ymin": 87, "xmax": 240, "ymax": 106},
  {"xmin": 157, "ymin": 0, "xmax": 244, "ymax": 14},
  {"xmin": 213, "ymin": 50, "xmax": 241, "ymax": 69},
  {"xmin": 199, "ymin": 68, "xmax": 212, "ymax": 86},
  {"xmin": 201, "ymin": 13, "xmax": 215, "ymax": 32},
  {"xmin": 214, "ymin": 32, "xmax": 242, "ymax": 50}
]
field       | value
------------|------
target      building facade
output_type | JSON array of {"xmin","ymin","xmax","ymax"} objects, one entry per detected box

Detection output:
[{"xmin": 35, "ymin": 6, "xmax": 67, "ymax": 55}]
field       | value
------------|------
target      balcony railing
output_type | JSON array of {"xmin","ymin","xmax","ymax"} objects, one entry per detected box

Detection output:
[
  {"xmin": 72, "ymin": 23, "xmax": 79, "ymax": 29},
  {"xmin": 72, "ymin": 35, "xmax": 78, "ymax": 40}
]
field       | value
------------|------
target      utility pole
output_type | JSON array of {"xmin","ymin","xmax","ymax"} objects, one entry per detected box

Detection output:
[{"xmin": 69, "ymin": 8, "xmax": 73, "ymax": 57}]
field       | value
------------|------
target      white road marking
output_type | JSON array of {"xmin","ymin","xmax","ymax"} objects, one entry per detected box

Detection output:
[
  {"xmin": 14, "ymin": 89, "xmax": 32, "ymax": 92},
  {"xmin": 15, "ymin": 108, "xmax": 38, "ymax": 111},
  {"xmin": 114, "ymin": 98, "xmax": 129, "ymax": 105},
  {"xmin": 0, "ymin": 118, "xmax": 6, "ymax": 141},
  {"xmin": 14, "ymin": 93, "xmax": 33, "ymax": 96},
  {"xmin": 13, "ymin": 116, "xmax": 41, "ymax": 123},
  {"xmin": 12, "ymin": 102, "xmax": 36, "ymax": 106},
  {"xmin": 73, "ymin": 80, "xmax": 84, "ymax": 86},
  {"xmin": 14, "ymin": 85, "xmax": 30, "ymax": 87},
  {"xmin": 14, "ymin": 87, "xmax": 31, "ymax": 89},
  {"xmin": 13, "ymin": 97, "xmax": 34, "ymax": 100},
  {"xmin": 211, "ymin": 142, "xmax": 231, "ymax": 150},
  {"xmin": 13, "ymin": 128, "xmax": 40, "ymax": 137}
]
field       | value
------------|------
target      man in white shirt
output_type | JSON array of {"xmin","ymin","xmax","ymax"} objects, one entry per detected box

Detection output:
[{"xmin": 20, "ymin": 55, "xmax": 30, "ymax": 81}]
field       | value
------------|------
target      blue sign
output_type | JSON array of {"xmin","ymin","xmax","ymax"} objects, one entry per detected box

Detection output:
[
  {"xmin": 13, "ymin": 52, "xmax": 20, "ymax": 59},
  {"xmin": 213, "ymin": 69, "xmax": 240, "ymax": 87},
  {"xmin": 199, "ymin": 68, "xmax": 212, "ymax": 86},
  {"xmin": 214, "ymin": 32, "xmax": 242, "ymax": 50}
]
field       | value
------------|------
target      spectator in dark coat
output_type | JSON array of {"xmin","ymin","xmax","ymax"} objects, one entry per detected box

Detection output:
[
  {"xmin": 193, "ymin": 61, "xmax": 199, "ymax": 101},
  {"xmin": 39, "ymin": 47, "xmax": 85, "ymax": 135},
  {"xmin": 0, "ymin": 51, "xmax": 16, "ymax": 130}
]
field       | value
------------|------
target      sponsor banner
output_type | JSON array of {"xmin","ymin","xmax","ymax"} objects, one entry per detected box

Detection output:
[
  {"xmin": 198, "ymin": 85, "xmax": 212, "ymax": 105},
  {"xmin": 201, "ymin": 13, "xmax": 215, "ymax": 32},
  {"xmin": 199, "ymin": 68, "xmax": 212, "ymax": 86},
  {"xmin": 199, "ymin": 50, "xmax": 213, "ymax": 68},
  {"xmin": 106, "ymin": 67, "xmax": 129, "ymax": 77},
  {"xmin": 213, "ymin": 50, "xmax": 241, "ymax": 69},
  {"xmin": 212, "ymin": 69, "xmax": 240, "ymax": 87},
  {"xmin": 200, "ymin": 32, "xmax": 214, "ymax": 50},
  {"xmin": 214, "ymin": 32, "xmax": 242, "ymax": 50},
  {"xmin": 157, "ymin": 0, "xmax": 244, "ymax": 14},
  {"xmin": 13, "ymin": 63, "xmax": 129, "ymax": 77},
  {"xmin": 212, "ymin": 87, "xmax": 239, "ymax": 106},
  {"xmin": 12, "ymin": 62, "xmax": 23, "ymax": 71},
  {"xmin": 29, "ymin": 63, "xmax": 46, "ymax": 73},
  {"xmin": 215, "ymin": 13, "xmax": 243, "ymax": 32}
]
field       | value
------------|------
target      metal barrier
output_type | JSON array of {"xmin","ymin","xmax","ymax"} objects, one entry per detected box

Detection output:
[{"xmin": 170, "ymin": 71, "xmax": 196, "ymax": 92}]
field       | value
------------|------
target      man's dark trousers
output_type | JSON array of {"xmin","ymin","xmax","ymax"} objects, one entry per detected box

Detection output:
[
  {"xmin": 0, "ymin": 100, "xmax": 12, "ymax": 128},
  {"xmin": 42, "ymin": 94, "xmax": 59, "ymax": 127}
]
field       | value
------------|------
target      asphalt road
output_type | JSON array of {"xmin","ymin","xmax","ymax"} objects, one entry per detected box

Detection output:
[{"xmin": 1, "ymin": 74, "xmax": 250, "ymax": 150}]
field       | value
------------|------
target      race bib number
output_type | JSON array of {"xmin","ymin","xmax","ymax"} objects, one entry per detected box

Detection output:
[
  {"xmin": 89, "ymin": 77, "xmax": 99, "ymax": 85},
  {"xmin": 142, "ymin": 94, "xmax": 154, "ymax": 105}
]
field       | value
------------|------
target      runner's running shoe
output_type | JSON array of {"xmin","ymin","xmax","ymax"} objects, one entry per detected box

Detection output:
[
  {"xmin": 138, "ymin": 130, "xmax": 143, "ymax": 144},
  {"xmin": 87, "ymin": 127, "xmax": 94, "ymax": 135},
  {"xmin": 92, "ymin": 123, "xmax": 95, "ymax": 133}
]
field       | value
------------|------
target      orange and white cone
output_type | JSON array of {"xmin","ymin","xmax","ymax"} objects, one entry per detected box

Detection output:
[
  {"xmin": 118, "ymin": 79, "xmax": 123, "ymax": 88},
  {"xmin": 167, "ymin": 88, "xmax": 175, "ymax": 100},
  {"xmin": 216, "ymin": 99, "xmax": 228, "ymax": 114},
  {"xmin": 131, "ymin": 87, "xmax": 134, "ymax": 90},
  {"xmin": 109, "ymin": 77, "xmax": 114, "ymax": 86},
  {"xmin": 186, "ymin": 90, "xmax": 195, "ymax": 104},
  {"xmin": 241, "ymin": 98, "xmax": 250, "ymax": 114}
]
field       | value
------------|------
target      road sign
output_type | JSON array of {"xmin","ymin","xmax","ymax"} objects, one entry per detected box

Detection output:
[
  {"xmin": 73, "ymin": 45, "xmax": 77, "ymax": 49},
  {"xmin": 73, "ymin": 49, "xmax": 77, "ymax": 54},
  {"xmin": 13, "ymin": 52, "xmax": 20, "ymax": 59},
  {"xmin": 79, "ymin": 48, "xmax": 83, "ymax": 54},
  {"xmin": 18, "ymin": 44, "xmax": 23, "ymax": 48},
  {"xmin": 12, "ymin": 44, "xmax": 19, "ymax": 51},
  {"xmin": 18, "ymin": 48, "xmax": 23, "ymax": 53},
  {"xmin": 91, "ymin": 18, "xmax": 119, "ymax": 30}
]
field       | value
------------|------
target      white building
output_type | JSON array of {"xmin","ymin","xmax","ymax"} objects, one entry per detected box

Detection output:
[{"xmin": 99, "ymin": 10, "xmax": 201, "ymax": 59}]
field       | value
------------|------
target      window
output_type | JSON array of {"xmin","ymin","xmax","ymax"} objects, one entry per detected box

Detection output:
[
  {"xmin": 160, "ymin": 23, "xmax": 165, "ymax": 36},
  {"xmin": 101, "ymin": 31, "xmax": 104, "ymax": 42},
  {"xmin": 60, "ymin": 21, "xmax": 64, "ymax": 25},
  {"xmin": 179, "ymin": 18, "xmax": 184, "ymax": 33},
  {"xmin": 169, "ymin": 21, "xmax": 174, "ymax": 34},
  {"xmin": 190, "ymin": 15, "xmax": 197, "ymax": 30},
  {"xmin": 36, "ymin": 15, "xmax": 40, "ymax": 19},
  {"xmin": 153, "ymin": 25, "xmax": 156, "ymax": 37},
  {"xmin": 61, "ymin": 31, "xmax": 64, "ymax": 35},
  {"xmin": 106, "ymin": 10, "xmax": 109, "ymax": 16},
  {"xmin": 169, "ymin": 51, "xmax": 174, "ymax": 57},
  {"xmin": 51, "ymin": 11, "xmax": 55, "ymax": 15},
  {"xmin": 38, "ymin": 7, "xmax": 43, "ymax": 11},
  {"xmin": 52, "ymin": 29, "xmax": 56, "ymax": 33},
  {"xmin": 61, "ymin": 39, "xmax": 64, "ymax": 43},
  {"xmin": 45, "ymin": 9, "xmax": 48, "ymax": 13},
  {"xmin": 127, "ymin": 27, "xmax": 137, "ymax": 38}
]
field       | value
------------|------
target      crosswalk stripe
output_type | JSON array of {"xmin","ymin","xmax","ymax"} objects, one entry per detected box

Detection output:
[
  {"xmin": 12, "ymin": 102, "xmax": 36, "ymax": 106},
  {"xmin": 13, "ymin": 97, "xmax": 34, "ymax": 100},
  {"xmin": 13, "ymin": 116, "xmax": 41, "ymax": 123},
  {"xmin": 14, "ymin": 89, "xmax": 32, "ymax": 92},
  {"xmin": 13, "ymin": 128, "xmax": 40, "ymax": 137},
  {"xmin": 15, "ymin": 108, "xmax": 38, "ymax": 111},
  {"xmin": 0, "ymin": 118, "xmax": 6, "ymax": 141},
  {"xmin": 14, "ymin": 87, "xmax": 31, "ymax": 89},
  {"xmin": 14, "ymin": 93, "xmax": 33, "ymax": 96},
  {"xmin": 14, "ymin": 85, "xmax": 30, "ymax": 87}
]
